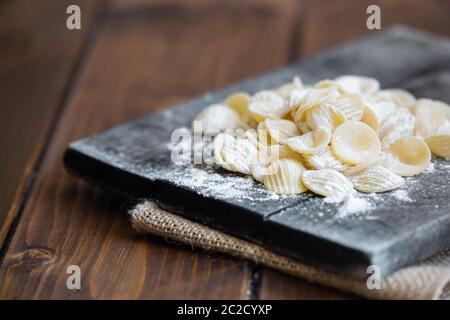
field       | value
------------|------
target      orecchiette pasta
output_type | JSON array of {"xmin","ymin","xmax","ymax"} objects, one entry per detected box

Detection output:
[
  {"xmin": 378, "ymin": 108, "xmax": 415, "ymax": 149},
  {"xmin": 360, "ymin": 103, "xmax": 379, "ymax": 132},
  {"xmin": 363, "ymin": 100, "xmax": 397, "ymax": 127},
  {"xmin": 377, "ymin": 89, "xmax": 416, "ymax": 109},
  {"xmin": 342, "ymin": 158, "xmax": 379, "ymax": 177},
  {"xmin": 414, "ymin": 99, "xmax": 446, "ymax": 138},
  {"xmin": 331, "ymin": 121, "xmax": 381, "ymax": 165},
  {"xmin": 329, "ymin": 93, "xmax": 365, "ymax": 121},
  {"xmin": 214, "ymin": 133, "xmax": 258, "ymax": 175},
  {"xmin": 264, "ymin": 119, "xmax": 300, "ymax": 144},
  {"xmin": 263, "ymin": 159, "xmax": 307, "ymax": 194},
  {"xmin": 296, "ymin": 121, "xmax": 311, "ymax": 134},
  {"xmin": 314, "ymin": 80, "xmax": 346, "ymax": 94},
  {"xmin": 335, "ymin": 75, "xmax": 380, "ymax": 95},
  {"xmin": 194, "ymin": 104, "xmax": 242, "ymax": 135},
  {"xmin": 351, "ymin": 166, "xmax": 404, "ymax": 193},
  {"xmin": 305, "ymin": 104, "xmax": 345, "ymax": 131},
  {"xmin": 292, "ymin": 86, "xmax": 340, "ymax": 124},
  {"xmin": 425, "ymin": 134, "xmax": 450, "ymax": 159},
  {"xmin": 249, "ymin": 90, "xmax": 287, "ymax": 122},
  {"xmin": 275, "ymin": 76, "xmax": 303, "ymax": 98},
  {"xmin": 383, "ymin": 137, "xmax": 431, "ymax": 176},
  {"xmin": 287, "ymin": 128, "xmax": 331, "ymax": 155},
  {"xmin": 252, "ymin": 144, "xmax": 303, "ymax": 182},
  {"xmin": 256, "ymin": 121, "xmax": 274, "ymax": 147},
  {"xmin": 193, "ymin": 75, "xmax": 449, "ymax": 199},
  {"xmin": 302, "ymin": 169, "xmax": 354, "ymax": 197},
  {"xmin": 302, "ymin": 146, "xmax": 350, "ymax": 171},
  {"xmin": 288, "ymin": 88, "xmax": 312, "ymax": 111},
  {"xmin": 224, "ymin": 92, "xmax": 252, "ymax": 124}
]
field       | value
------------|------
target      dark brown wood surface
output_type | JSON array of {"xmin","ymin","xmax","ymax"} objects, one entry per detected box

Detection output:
[
  {"xmin": 0, "ymin": 0, "xmax": 102, "ymax": 252},
  {"xmin": 0, "ymin": 0, "xmax": 448, "ymax": 299}
]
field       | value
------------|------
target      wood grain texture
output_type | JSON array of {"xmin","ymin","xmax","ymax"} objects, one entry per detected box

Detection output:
[
  {"xmin": 258, "ymin": 0, "xmax": 450, "ymax": 300},
  {"xmin": 0, "ymin": 0, "xmax": 102, "ymax": 251},
  {"xmin": 259, "ymin": 269, "xmax": 356, "ymax": 300},
  {"xmin": 2, "ymin": 0, "xmax": 448, "ymax": 300},
  {"xmin": 299, "ymin": 0, "xmax": 450, "ymax": 57},
  {"xmin": 0, "ymin": 0, "xmax": 298, "ymax": 299}
]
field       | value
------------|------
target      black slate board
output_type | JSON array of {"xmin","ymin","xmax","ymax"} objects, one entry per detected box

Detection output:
[{"xmin": 64, "ymin": 27, "xmax": 450, "ymax": 278}]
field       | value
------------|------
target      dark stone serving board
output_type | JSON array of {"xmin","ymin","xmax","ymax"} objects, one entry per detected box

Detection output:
[{"xmin": 64, "ymin": 27, "xmax": 450, "ymax": 278}]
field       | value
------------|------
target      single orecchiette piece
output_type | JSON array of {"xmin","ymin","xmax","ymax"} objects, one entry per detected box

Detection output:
[
  {"xmin": 275, "ymin": 76, "xmax": 303, "ymax": 98},
  {"xmin": 331, "ymin": 121, "xmax": 381, "ymax": 165},
  {"xmin": 351, "ymin": 166, "xmax": 404, "ymax": 193},
  {"xmin": 383, "ymin": 137, "xmax": 431, "ymax": 176},
  {"xmin": 414, "ymin": 99, "xmax": 446, "ymax": 138},
  {"xmin": 263, "ymin": 159, "xmax": 307, "ymax": 194},
  {"xmin": 264, "ymin": 119, "xmax": 300, "ymax": 144},
  {"xmin": 302, "ymin": 146, "xmax": 350, "ymax": 171},
  {"xmin": 302, "ymin": 169, "xmax": 354, "ymax": 197},
  {"xmin": 193, "ymin": 104, "xmax": 241, "ymax": 135},
  {"xmin": 425, "ymin": 134, "xmax": 450, "ymax": 158},
  {"xmin": 377, "ymin": 89, "xmax": 416, "ymax": 109},
  {"xmin": 363, "ymin": 100, "xmax": 397, "ymax": 125},
  {"xmin": 214, "ymin": 133, "xmax": 258, "ymax": 175},
  {"xmin": 335, "ymin": 75, "xmax": 380, "ymax": 95},
  {"xmin": 411, "ymin": 98, "xmax": 450, "ymax": 116},
  {"xmin": 224, "ymin": 92, "xmax": 252, "ymax": 124},
  {"xmin": 305, "ymin": 103, "xmax": 345, "ymax": 131},
  {"xmin": 378, "ymin": 108, "xmax": 415, "ymax": 149},
  {"xmin": 286, "ymin": 128, "xmax": 331, "ymax": 155},
  {"xmin": 360, "ymin": 100, "xmax": 397, "ymax": 135},
  {"xmin": 292, "ymin": 86, "xmax": 340, "ymax": 124},
  {"xmin": 329, "ymin": 93, "xmax": 365, "ymax": 121},
  {"xmin": 248, "ymin": 90, "xmax": 287, "ymax": 122}
]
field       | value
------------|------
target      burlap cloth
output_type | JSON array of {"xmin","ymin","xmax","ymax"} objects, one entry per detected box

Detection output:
[{"xmin": 130, "ymin": 201, "xmax": 450, "ymax": 299}]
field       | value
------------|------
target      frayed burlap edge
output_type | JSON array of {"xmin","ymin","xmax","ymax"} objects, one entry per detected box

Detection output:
[{"xmin": 130, "ymin": 201, "xmax": 450, "ymax": 300}]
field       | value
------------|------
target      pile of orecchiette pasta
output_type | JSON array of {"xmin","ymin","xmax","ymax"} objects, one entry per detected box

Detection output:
[{"xmin": 192, "ymin": 75, "xmax": 450, "ymax": 196}]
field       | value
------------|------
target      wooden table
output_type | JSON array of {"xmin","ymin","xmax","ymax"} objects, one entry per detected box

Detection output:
[{"xmin": 1, "ymin": 0, "xmax": 449, "ymax": 299}]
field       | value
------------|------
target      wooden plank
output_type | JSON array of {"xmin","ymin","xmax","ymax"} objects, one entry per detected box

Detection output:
[
  {"xmin": 259, "ymin": 269, "xmax": 356, "ymax": 300},
  {"xmin": 0, "ymin": 0, "xmax": 298, "ymax": 299},
  {"xmin": 259, "ymin": 0, "xmax": 450, "ymax": 299},
  {"xmin": 299, "ymin": 0, "xmax": 450, "ymax": 57},
  {"xmin": 0, "ymin": 0, "xmax": 102, "ymax": 251}
]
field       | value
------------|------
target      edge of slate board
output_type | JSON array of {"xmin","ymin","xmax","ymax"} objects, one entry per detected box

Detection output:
[{"xmin": 64, "ymin": 26, "xmax": 450, "ymax": 279}]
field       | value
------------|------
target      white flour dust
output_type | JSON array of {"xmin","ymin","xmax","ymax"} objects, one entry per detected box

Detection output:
[
  {"xmin": 167, "ymin": 165, "xmax": 282, "ymax": 202},
  {"xmin": 391, "ymin": 189, "xmax": 413, "ymax": 202},
  {"xmin": 324, "ymin": 192, "xmax": 374, "ymax": 218}
]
